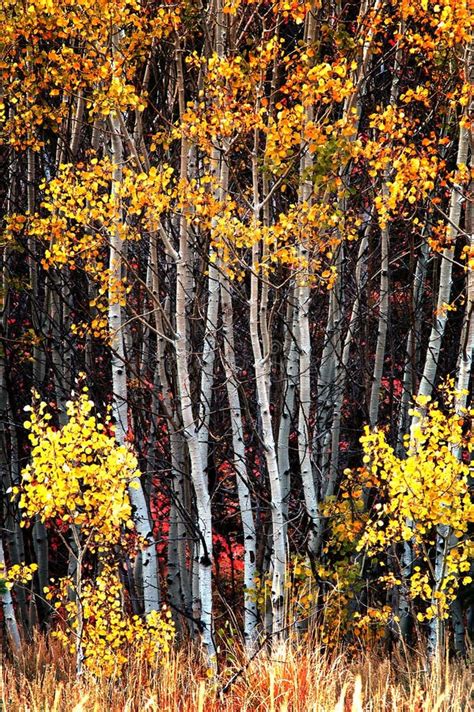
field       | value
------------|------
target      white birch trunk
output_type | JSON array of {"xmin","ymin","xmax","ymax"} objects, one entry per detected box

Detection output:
[
  {"xmin": 315, "ymin": 289, "xmax": 337, "ymax": 477},
  {"xmin": 167, "ymin": 430, "xmax": 190, "ymax": 632},
  {"xmin": 428, "ymin": 174, "xmax": 473, "ymax": 657},
  {"xmin": 69, "ymin": 91, "xmax": 85, "ymax": 159},
  {"xmin": 173, "ymin": 52, "xmax": 215, "ymax": 652},
  {"xmin": 406, "ymin": 56, "xmax": 472, "ymax": 643},
  {"xmin": 221, "ymin": 279, "xmax": 258, "ymax": 648},
  {"xmin": 368, "ymin": 214, "xmax": 389, "ymax": 427},
  {"xmin": 414, "ymin": 124, "xmax": 470, "ymax": 406},
  {"xmin": 297, "ymin": 281, "xmax": 321, "ymax": 555},
  {"xmin": 277, "ymin": 293, "xmax": 298, "ymax": 527},
  {"xmin": 294, "ymin": 7, "xmax": 324, "ymax": 558},
  {"xmin": 210, "ymin": 19, "xmax": 258, "ymax": 638},
  {"xmin": 197, "ymin": 259, "xmax": 220, "ymax": 470},
  {"xmin": 175, "ymin": 212, "xmax": 215, "ymax": 657},
  {"xmin": 171, "ymin": 34, "xmax": 218, "ymax": 658},
  {"xmin": 108, "ymin": 111, "xmax": 159, "ymax": 615},
  {"xmin": 251, "ymin": 144, "xmax": 286, "ymax": 638},
  {"xmin": 196, "ymin": 0, "xmax": 226, "ymax": 471},
  {"xmin": 147, "ymin": 228, "xmax": 191, "ymax": 629},
  {"xmin": 314, "ymin": 0, "xmax": 380, "ymax": 480},
  {"xmin": 0, "ymin": 538, "xmax": 21, "ymax": 654},
  {"xmin": 369, "ymin": 15, "xmax": 405, "ymax": 429},
  {"xmin": 250, "ymin": 252, "xmax": 287, "ymax": 638}
]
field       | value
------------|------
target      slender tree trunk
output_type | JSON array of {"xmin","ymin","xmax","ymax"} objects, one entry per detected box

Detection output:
[
  {"xmin": 1, "ymin": 149, "xmax": 28, "ymax": 627},
  {"xmin": 221, "ymin": 278, "xmax": 258, "ymax": 648},
  {"xmin": 315, "ymin": 289, "xmax": 337, "ymax": 478},
  {"xmin": 406, "ymin": 49, "xmax": 472, "ymax": 644},
  {"xmin": 314, "ymin": 0, "xmax": 380, "ymax": 484},
  {"xmin": 108, "ymin": 110, "xmax": 159, "ymax": 615},
  {"xmin": 26, "ymin": 144, "xmax": 49, "ymax": 621},
  {"xmin": 328, "ymin": 231, "xmax": 369, "ymax": 492},
  {"xmin": 296, "ymin": 255, "xmax": 321, "ymax": 554},
  {"xmin": 277, "ymin": 292, "xmax": 298, "ymax": 528},
  {"xmin": 0, "ymin": 537, "xmax": 21, "ymax": 654},
  {"xmin": 250, "ymin": 138, "xmax": 286, "ymax": 638},
  {"xmin": 368, "ymin": 212, "xmax": 389, "ymax": 427},
  {"xmin": 428, "ymin": 173, "xmax": 473, "ymax": 658},
  {"xmin": 146, "ymin": 227, "xmax": 191, "ymax": 631},
  {"xmin": 175, "ymin": 173, "xmax": 215, "ymax": 657},
  {"xmin": 414, "ymin": 125, "xmax": 470, "ymax": 406},
  {"xmin": 174, "ymin": 41, "xmax": 215, "ymax": 656}
]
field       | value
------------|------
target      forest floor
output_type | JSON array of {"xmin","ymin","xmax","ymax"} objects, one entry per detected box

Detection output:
[{"xmin": 1, "ymin": 634, "xmax": 472, "ymax": 711}]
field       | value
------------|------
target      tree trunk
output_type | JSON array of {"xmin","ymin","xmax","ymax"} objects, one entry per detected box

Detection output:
[
  {"xmin": 409, "ymin": 48, "xmax": 472, "ymax": 647},
  {"xmin": 0, "ymin": 537, "xmax": 22, "ymax": 655},
  {"xmin": 221, "ymin": 278, "xmax": 258, "ymax": 648},
  {"xmin": 108, "ymin": 110, "xmax": 159, "ymax": 615}
]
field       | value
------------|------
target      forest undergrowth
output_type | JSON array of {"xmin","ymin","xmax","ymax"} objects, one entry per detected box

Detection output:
[{"xmin": 1, "ymin": 633, "xmax": 472, "ymax": 712}]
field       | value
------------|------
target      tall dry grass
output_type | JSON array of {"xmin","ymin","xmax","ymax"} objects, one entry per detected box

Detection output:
[{"xmin": 1, "ymin": 633, "xmax": 472, "ymax": 711}]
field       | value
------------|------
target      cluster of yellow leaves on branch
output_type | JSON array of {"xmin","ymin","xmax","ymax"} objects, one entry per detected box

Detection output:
[
  {"xmin": 181, "ymin": 34, "xmax": 356, "ymax": 148},
  {"xmin": 13, "ymin": 388, "xmax": 175, "ymax": 675},
  {"xmin": 4, "ymin": 159, "xmax": 169, "ymax": 237},
  {"xmin": 316, "ymin": 493, "xmax": 393, "ymax": 645},
  {"xmin": 181, "ymin": 47, "xmax": 268, "ymax": 150},
  {"xmin": 5, "ymin": 158, "xmax": 173, "ymax": 338},
  {"xmin": 16, "ymin": 390, "xmax": 138, "ymax": 544},
  {"xmin": 250, "ymin": 553, "xmax": 392, "ymax": 647},
  {"xmin": 364, "ymin": 104, "xmax": 448, "ymax": 229},
  {"xmin": 209, "ymin": 200, "xmax": 356, "ymax": 285},
  {"xmin": 286, "ymin": 556, "xmax": 387, "ymax": 647},
  {"xmin": 34, "ymin": 159, "xmax": 172, "ymax": 268},
  {"xmin": 5, "ymin": 137, "xmax": 353, "ymax": 314},
  {"xmin": 180, "ymin": 37, "xmax": 357, "ymax": 172},
  {"xmin": 396, "ymin": 0, "xmax": 473, "ymax": 52},
  {"xmin": 0, "ymin": 0, "xmax": 181, "ymax": 149},
  {"xmin": 355, "ymin": 0, "xmax": 473, "ymax": 233},
  {"xmin": 0, "ymin": 562, "xmax": 38, "ymax": 590},
  {"xmin": 176, "ymin": 36, "xmax": 361, "ymax": 281},
  {"xmin": 354, "ymin": 387, "xmax": 474, "ymax": 622},
  {"xmin": 46, "ymin": 565, "xmax": 175, "ymax": 677},
  {"xmin": 316, "ymin": 386, "xmax": 474, "ymax": 639},
  {"xmin": 221, "ymin": 0, "xmax": 312, "ymax": 23}
]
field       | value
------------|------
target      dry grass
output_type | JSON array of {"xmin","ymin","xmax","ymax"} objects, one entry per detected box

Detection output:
[{"xmin": 1, "ymin": 634, "xmax": 472, "ymax": 711}]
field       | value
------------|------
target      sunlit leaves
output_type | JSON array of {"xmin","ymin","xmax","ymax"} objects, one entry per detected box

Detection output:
[
  {"xmin": 0, "ymin": 562, "xmax": 38, "ymax": 591},
  {"xmin": 17, "ymin": 389, "xmax": 139, "ymax": 546},
  {"xmin": 49, "ymin": 565, "xmax": 175, "ymax": 676},
  {"xmin": 14, "ymin": 387, "xmax": 175, "ymax": 675},
  {"xmin": 0, "ymin": 0, "xmax": 181, "ymax": 148},
  {"xmin": 356, "ymin": 387, "xmax": 474, "ymax": 621}
]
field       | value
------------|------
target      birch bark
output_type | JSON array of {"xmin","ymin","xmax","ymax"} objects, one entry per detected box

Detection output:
[
  {"xmin": 368, "ymin": 25, "xmax": 404, "ymax": 427},
  {"xmin": 292, "ymin": 5, "xmax": 324, "ymax": 560},
  {"xmin": 368, "ymin": 211, "xmax": 389, "ymax": 428},
  {"xmin": 0, "ymin": 538, "xmax": 21, "ymax": 654},
  {"xmin": 250, "ymin": 141, "xmax": 287, "ymax": 638},
  {"xmin": 428, "ymin": 172, "xmax": 473, "ymax": 658},
  {"xmin": 173, "ymin": 43, "xmax": 215, "ymax": 658},
  {"xmin": 108, "ymin": 110, "xmax": 159, "ymax": 615},
  {"xmin": 277, "ymin": 293, "xmax": 298, "ymax": 527},
  {"xmin": 404, "ymin": 46, "xmax": 473, "ymax": 644},
  {"xmin": 221, "ymin": 280, "xmax": 258, "ymax": 647}
]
